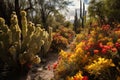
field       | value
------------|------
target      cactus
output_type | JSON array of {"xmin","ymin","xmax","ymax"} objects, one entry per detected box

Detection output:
[
  {"xmin": 80, "ymin": 0, "xmax": 86, "ymax": 28},
  {"xmin": 20, "ymin": 11, "xmax": 27, "ymax": 39},
  {"xmin": 0, "ymin": 18, "xmax": 12, "ymax": 63},
  {"xmin": 74, "ymin": 9, "xmax": 79, "ymax": 33},
  {"xmin": 0, "ymin": 11, "xmax": 52, "ymax": 79},
  {"xmin": 43, "ymin": 27, "xmax": 53, "ymax": 53},
  {"xmin": 10, "ymin": 12, "xmax": 21, "ymax": 52}
]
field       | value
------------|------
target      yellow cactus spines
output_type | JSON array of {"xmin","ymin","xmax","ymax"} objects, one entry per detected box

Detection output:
[
  {"xmin": 0, "ymin": 17, "xmax": 5, "ymax": 26},
  {"xmin": 32, "ymin": 55, "xmax": 41, "ymax": 64},
  {"xmin": 0, "ymin": 17, "xmax": 12, "ymax": 48},
  {"xmin": 20, "ymin": 10, "xmax": 27, "ymax": 38},
  {"xmin": 43, "ymin": 27, "xmax": 53, "ymax": 53},
  {"xmin": 27, "ymin": 21, "xmax": 35, "ymax": 36},
  {"xmin": 20, "ymin": 10, "xmax": 26, "ymax": 16},
  {"xmin": 10, "ymin": 12, "xmax": 21, "ymax": 44},
  {"xmin": 0, "ymin": 18, "xmax": 9, "ymax": 33}
]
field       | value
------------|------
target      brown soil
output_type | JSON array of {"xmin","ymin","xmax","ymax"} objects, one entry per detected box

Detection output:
[{"xmin": 27, "ymin": 53, "xmax": 58, "ymax": 80}]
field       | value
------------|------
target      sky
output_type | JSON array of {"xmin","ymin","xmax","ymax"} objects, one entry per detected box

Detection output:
[{"xmin": 65, "ymin": 0, "xmax": 89, "ymax": 20}]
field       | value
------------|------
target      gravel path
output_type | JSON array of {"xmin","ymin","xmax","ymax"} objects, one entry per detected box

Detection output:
[{"xmin": 27, "ymin": 53, "xmax": 58, "ymax": 80}]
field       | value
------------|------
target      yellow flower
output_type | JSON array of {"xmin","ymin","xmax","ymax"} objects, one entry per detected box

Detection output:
[
  {"xmin": 98, "ymin": 34, "xmax": 104, "ymax": 39},
  {"xmin": 75, "ymin": 48, "xmax": 84, "ymax": 55},
  {"xmin": 66, "ymin": 71, "xmax": 83, "ymax": 80},
  {"xmin": 76, "ymin": 42, "xmax": 85, "ymax": 49},
  {"xmin": 117, "ymin": 39, "xmax": 120, "ymax": 43},
  {"xmin": 107, "ymin": 42, "xmax": 114, "ymax": 47},
  {"xmin": 85, "ymin": 57, "xmax": 115, "ymax": 75}
]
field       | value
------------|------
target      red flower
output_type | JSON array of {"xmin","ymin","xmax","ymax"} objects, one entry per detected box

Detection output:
[
  {"xmin": 111, "ymin": 48, "xmax": 117, "ymax": 52},
  {"xmin": 47, "ymin": 65, "xmax": 51, "ymax": 70},
  {"xmin": 53, "ymin": 62, "xmax": 58, "ymax": 69},
  {"xmin": 103, "ymin": 45, "xmax": 111, "ymax": 50},
  {"xmin": 85, "ymin": 46, "xmax": 89, "ymax": 50},
  {"xmin": 101, "ymin": 48, "xmax": 107, "ymax": 54},
  {"xmin": 94, "ymin": 50, "xmax": 99, "ymax": 54},
  {"xmin": 73, "ymin": 76, "xmax": 78, "ymax": 80},
  {"xmin": 115, "ymin": 42, "xmax": 120, "ymax": 48},
  {"xmin": 82, "ymin": 76, "xmax": 88, "ymax": 80}
]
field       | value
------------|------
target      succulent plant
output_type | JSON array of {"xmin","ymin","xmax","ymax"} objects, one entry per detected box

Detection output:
[{"xmin": 0, "ymin": 10, "xmax": 53, "ymax": 79}]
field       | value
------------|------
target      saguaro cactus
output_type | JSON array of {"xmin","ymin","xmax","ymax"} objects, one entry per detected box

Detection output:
[
  {"xmin": 74, "ymin": 9, "xmax": 79, "ymax": 33},
  {"xmin": 80, "ymin": 0, "xmax": 86, "ymax": 28}
]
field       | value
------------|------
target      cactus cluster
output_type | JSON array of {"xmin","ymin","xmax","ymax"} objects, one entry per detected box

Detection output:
[{"xmin": 0, "ymin": 11, "xmax": 52, "ymax": 69}]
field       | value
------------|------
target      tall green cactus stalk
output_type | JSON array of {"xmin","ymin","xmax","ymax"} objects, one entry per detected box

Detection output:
[
  {"xmin": 74, "ymin": 9, "xmax": 79, "ymax": 33},
  {"xmin": 0, "ymin": 11, "xmax": 53, "ymax": 80},
  {"xmin": 20, "ymin": 11, "xmax": 27, "ymax": 39},
  {"xmin": 0, "ymin": 18, "xmax": 12, "ymax": 63},
  {"xmin": 80, "ymin": 0, "xmax": 85, "ymax": 28},
  {"xmin": 43, "ymin": 27, "xmax": 52, "ymax": 53}
]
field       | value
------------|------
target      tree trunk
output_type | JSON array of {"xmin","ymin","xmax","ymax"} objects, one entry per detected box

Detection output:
[
  {"xmin": 41, "ymin": 9, "xmax": 48, "ymax": 31},
  {"xmin": 15, "ymin": 0, "xmax": 22, "ymax": 29},
  {"xmin": 0, "ymin": 0, "xmax": 12, "ymax": 26}
]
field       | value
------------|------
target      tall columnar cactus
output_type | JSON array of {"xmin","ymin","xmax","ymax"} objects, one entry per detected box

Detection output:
[
  {"xmin": 20, "ymin": 11, "xmax": 27, "ymax": 39},
  {"xmin": 80, "ymin": 0, "xmax": 86, "ymax": 28},
  {"xmin": 0, "ymin": 18, "xmax": 12, "ymax": 62},
  {"xmin": 74, "ymin": 9, "xmax": 79, "ymax": 33},
  {"xmin": 0, "ymin": 11, "xmax": 53, "ymax": 79},
  {"xmin": 10, "ymin": 12, "xmax": 21, "ymax": 52},
  {"xmin": 43, "ymin": 27, "xmax": 53, "ymax": 53}
]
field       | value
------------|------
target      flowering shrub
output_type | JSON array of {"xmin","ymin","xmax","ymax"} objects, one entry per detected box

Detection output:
[
  {"xmin": 57, "ymin": 26, "xmax": 75, "ymax": 43},
  {"xmin": 53, "ymin": 25, "xmax": 120, "ymax": 80},
  {"xmin": 50, "ymin": 33, "xmax": 69, "ymax": 52},
  {"xmin": 50, "ymin": 26, "xmax": 75, "ymax": 52}
]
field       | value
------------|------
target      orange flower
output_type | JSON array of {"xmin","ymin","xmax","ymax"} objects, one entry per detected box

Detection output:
[
  {"xmin": 94, "ymin": 50, "xmax": 99, "ymax": 54},
  {"xmin": 111, "ymin": 48, "xmax": 117, "ymax": 52}
]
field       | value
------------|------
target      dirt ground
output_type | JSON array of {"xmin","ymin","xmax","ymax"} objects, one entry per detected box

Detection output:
[{"xmin": 27, "ymin": 53, "xmax": 58, "ymax": 80}]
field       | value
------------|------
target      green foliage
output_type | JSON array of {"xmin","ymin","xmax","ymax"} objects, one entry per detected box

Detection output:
[
  {"xmin": 88, "ymin": 0, "xmax": 120, "ymax": 25},
  {"xmin": 47, "ymin": 13, "xmax": 68, "ymax": 32}
]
